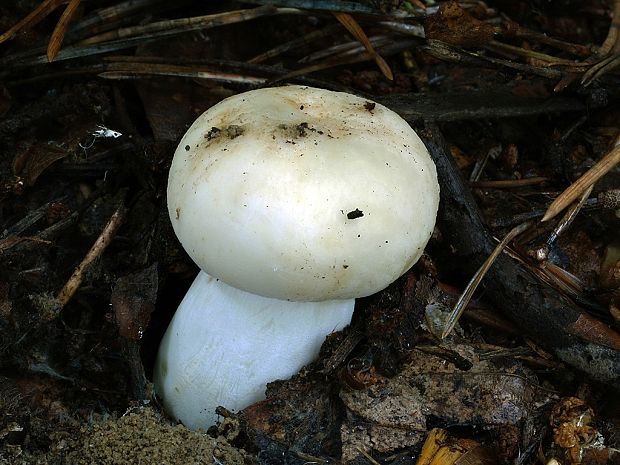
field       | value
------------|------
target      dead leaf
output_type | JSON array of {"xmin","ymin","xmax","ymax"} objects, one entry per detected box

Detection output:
[
  {"xmin": 111, "ymin": 264, "xmax": 158, "ymax": 340},
  {"xmin": 12, "ymin": 143, "xmax": 68, "ymax": 187},
  {"xmin": 425, "ymin": 1, "xmax": 496, "ymax": 48}
]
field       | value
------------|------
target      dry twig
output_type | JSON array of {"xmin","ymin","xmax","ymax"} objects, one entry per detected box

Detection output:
[
  {"xmin": 469, "ymin": 177, "xmax": 548, "ymax": 188},
  {"xmin": 56, "ymin": 204, "xmax": 126, "ymax": 308}
]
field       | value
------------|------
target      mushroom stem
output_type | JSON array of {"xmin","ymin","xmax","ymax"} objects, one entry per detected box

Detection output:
[{"xmin": 154, "ymin": 271, "xmax": 355, "ymax": 430}]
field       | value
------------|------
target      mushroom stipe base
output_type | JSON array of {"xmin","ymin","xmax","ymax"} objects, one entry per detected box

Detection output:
[{"xmin": 154, "ymin": 271, "xmax": 355, "ymax": 429}]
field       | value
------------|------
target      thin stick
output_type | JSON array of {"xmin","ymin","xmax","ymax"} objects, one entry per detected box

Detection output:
[
  {"xmin": 541, "ymin": 133, "xmax": 620, "ymax": 222},
  {"xmin": 56, "ymin": 204, "xmax": 126, "ymax": 308},
  {"xmin": 441, "ymin": 221, "xmax": 531, "ymax": 339},
  {"xmin": 469, "ymin": 177, "xmax": 548, "ymax": 188}
]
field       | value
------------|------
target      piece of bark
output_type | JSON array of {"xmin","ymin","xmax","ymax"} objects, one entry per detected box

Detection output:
[
  {"xmin": 419, "ymin": 124, "xmax": 620, "ymax": 387},
  {"xmin": 377, "ymin": 90, "xmax": 596, "ymax": 122},
  {"xmin": 111, "ymin": 264, "xmax": 158, "ymax": 400},
  {"xmin": 340, "ymin": 344, "xmax": 533, "ymax": 460}
]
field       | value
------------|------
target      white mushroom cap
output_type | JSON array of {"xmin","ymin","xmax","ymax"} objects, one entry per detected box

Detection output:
[{"xmin": 167, "ymin": 85, "xmax": 439, "ymax": 300}]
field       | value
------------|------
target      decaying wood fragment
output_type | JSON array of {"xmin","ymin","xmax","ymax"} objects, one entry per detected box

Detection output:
[
  {"xmin": 420, "ymin": 125, "xmax": 620, "ymax": 387},
  {"xmin": 340, "ymin": 344, "xmax": 535, "ymax": 462},
  {"xmin": 378, "ymin": 90, "xmax": 598, "ymax": 122}
]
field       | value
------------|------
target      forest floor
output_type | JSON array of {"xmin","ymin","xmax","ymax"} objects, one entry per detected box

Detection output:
[{"xmin": 0, "ymin": 1, "xmax": 619, "ymax": 464}]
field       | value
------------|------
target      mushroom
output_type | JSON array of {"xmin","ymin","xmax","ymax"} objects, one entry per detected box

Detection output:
[{"xmin": 154, "ymin": 85, "xmax": 439, "ymax": 430}]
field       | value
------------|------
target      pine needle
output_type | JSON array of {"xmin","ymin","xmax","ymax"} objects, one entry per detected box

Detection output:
[
  {"xmin": 47, "ymin": 0, "xmax": 82, "ymax": 62},
  {"xmin": 542, "ymin": 133, "xmax": 620, "ymax": 222},
  {"xmin": 333, "ymin": 11, "xmax": 393, "ymax": 80}
]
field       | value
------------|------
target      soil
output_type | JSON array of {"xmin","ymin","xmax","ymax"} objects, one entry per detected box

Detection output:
[{"xmin": 2, "ymin": 406, "xmax": 251, "ymax": 465}]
